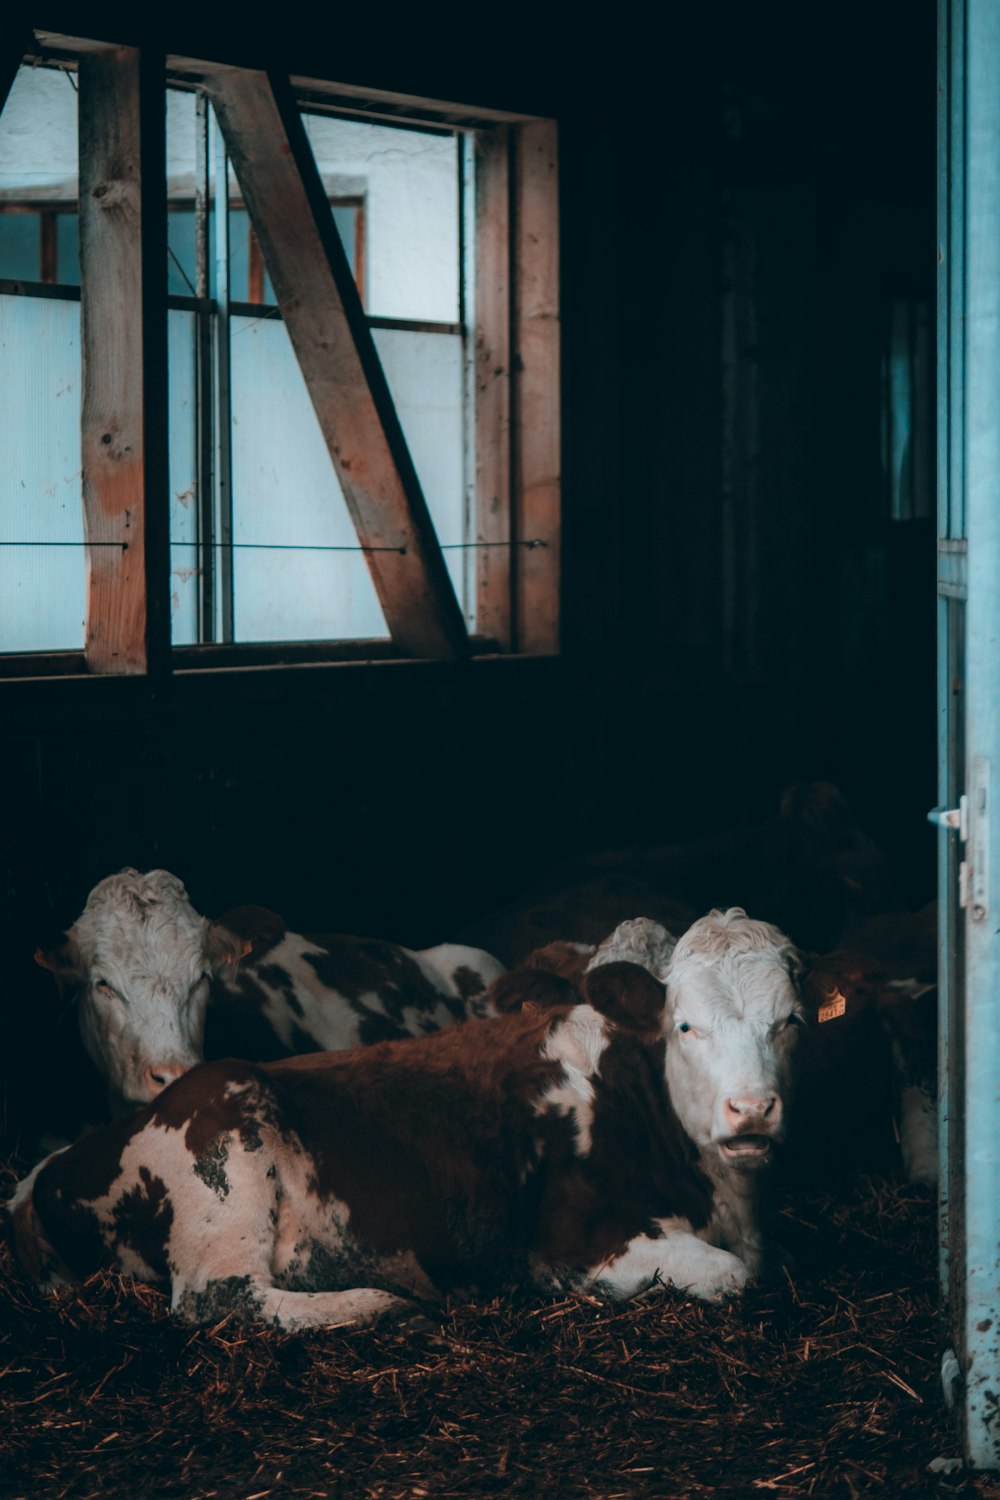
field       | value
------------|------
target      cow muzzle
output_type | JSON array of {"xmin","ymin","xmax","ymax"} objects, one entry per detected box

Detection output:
[{"xmin": 717, "ymin": 1094, "xmax": 782, "ymax": 1166}]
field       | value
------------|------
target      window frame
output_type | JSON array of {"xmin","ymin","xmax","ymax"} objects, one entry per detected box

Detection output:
[{"xmin": 0, "ymin": 36, "xmax": 560, "ymax": 677}]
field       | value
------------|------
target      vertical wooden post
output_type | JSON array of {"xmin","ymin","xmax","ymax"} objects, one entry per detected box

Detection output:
[
  {"xmin": 78, "ymin": 47, "xmax": 169, "ymax": 676},
  {"xmin": 512, "ymin": 119, "xmax": 560, "ymax": 655},
  {"xmin": 474, "ymin": 126, "xmax": 513, "ymax": 649}
]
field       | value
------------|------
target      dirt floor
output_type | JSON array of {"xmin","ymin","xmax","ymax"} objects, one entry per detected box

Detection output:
[{"xmin": 1, "ymin": 1163, "xmax": 999, "ymax": 1500}]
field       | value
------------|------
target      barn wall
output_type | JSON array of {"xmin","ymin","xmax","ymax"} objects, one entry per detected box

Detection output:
[{"xmin": 0, "ymin": 1, "xmax": 937, "ymax": 1148}]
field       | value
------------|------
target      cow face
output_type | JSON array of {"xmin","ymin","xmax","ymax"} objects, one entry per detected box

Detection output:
[
  {"xmin": 36, "ymin": 869, "xmax": 249, "ymax": 1107},
  {"xmin": 663, "ymin": 908, "xmax": 806, "ymax": 1170}
]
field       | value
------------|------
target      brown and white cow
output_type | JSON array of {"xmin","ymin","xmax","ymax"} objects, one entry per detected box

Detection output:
[
  {"xmin": 491, "ymin": 915, "xmax": 937, "ymax": 1188},
  {"xmin": 35, "ymin": 869, "xmax": 505, "ymax": 1109},
  {"xmin": 9, "ymin": 909, "xmax": 807, "ymax": 1329}
]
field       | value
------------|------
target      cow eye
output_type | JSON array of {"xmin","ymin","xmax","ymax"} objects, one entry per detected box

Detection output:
[
  {"xmin": 677, "ymin": 1021, "xmax": 692, "ymax": 1034},
  {"xmin": 785, "ymin": 1013, "xmax": 805, "ymax": 1029}
]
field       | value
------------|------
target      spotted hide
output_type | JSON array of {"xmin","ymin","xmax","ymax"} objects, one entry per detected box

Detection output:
[
  {"xmin": 35, "ymin": 870, "xmax": 505, "ymax": 1108},
  {"xmin": 9, "ymin": 910, "xmax": 808, "ymax": 1330}
]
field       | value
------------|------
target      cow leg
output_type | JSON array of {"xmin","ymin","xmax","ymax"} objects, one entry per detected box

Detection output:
[
  {"xmin": 898, "ymin": 1084, "xmax": 938, "ymax": 1186},
  {"xmin": 163, "ymin": 1129, "xmax": 418, "ymax": 1333},
  {"xmin": 172, "ymin": 1277, "xmax": 412, "ymax": 1333},
  {"xmin": 587, "ymin": 1222, "xmax": 751, "ymax": 1302}
]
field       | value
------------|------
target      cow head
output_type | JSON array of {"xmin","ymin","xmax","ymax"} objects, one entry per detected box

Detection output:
[
  {"xmin": 663, "ymin": 907, "xmax": 806, "ymax": 1170},
  {"xmin": 35, "ymin": 869, "xmax": 254, "ymax": 1107}
]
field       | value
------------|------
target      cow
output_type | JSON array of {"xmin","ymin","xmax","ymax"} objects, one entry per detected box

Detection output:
[
  {"xmin": 489, "ymin": 915, "xmax": 937, "ymax": 1188},
  {"xmin": 825, "ymin": 902, "xmax": 939, "ymax": 1187},
  {"xmin": 8, "ymin": 908, "xmax": 808, "ymax": 1330},
  {"xmin": 34, "ymin": 869, "xmax": 506, "ymax": 1111}
]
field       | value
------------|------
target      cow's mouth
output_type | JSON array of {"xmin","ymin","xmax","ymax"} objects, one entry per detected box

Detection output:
[{"xmin": 718, "ymin": 1134, "xmax": 773, "ymax": 1165}]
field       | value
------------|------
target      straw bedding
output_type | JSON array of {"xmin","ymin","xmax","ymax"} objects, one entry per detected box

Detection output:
[{"xmin": 2, "ymin": 1163, "xmax": 998, "ymax": 1500}]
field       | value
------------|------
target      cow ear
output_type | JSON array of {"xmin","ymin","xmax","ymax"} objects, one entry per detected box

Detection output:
[
  {"xmin": 583, "ymin": 961, "xmax": 666, "ymax": 1034},
  {"xmin": 208, "ymin": 905, "xmax": 286, "ymax": 967},
  {"xmin": 799, "ymin": 949, "xmax": 885, "ymax": 1026},
  {"xmin": 206, "ymin": 922, "xmax": 255, "ymax": 969},
  {"xmin": 34, "ymin": 930, "xmax": 82, "ymax": 979}
]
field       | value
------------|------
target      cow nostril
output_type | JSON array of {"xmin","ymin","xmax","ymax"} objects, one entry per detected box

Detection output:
[
  {"xmin": 144, "ymin": 1064, "xmax": 184, "ymax": 1097},
  {"xmin": 725, "ymin": 1096, "xmax": 779, "ymax": 1122}
]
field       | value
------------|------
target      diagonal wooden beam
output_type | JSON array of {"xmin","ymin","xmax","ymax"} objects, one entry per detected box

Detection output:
[
  {"xmin": 203, "ymin": 67, "xmax": 469, "ymax": 661},
  {"xmin": 78, "ymin": 47, "xmax": 170, "ymax": 676}
]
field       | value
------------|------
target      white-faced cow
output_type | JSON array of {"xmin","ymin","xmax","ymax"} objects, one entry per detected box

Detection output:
[
  {"xmin": 35, "ymin": 869, "xmax": 505, "ymax": 1109},
  {"xmin": 9, "ymin": 909, "xmax": 807, "ymax": 1329},
  {"xmin": 490, "ymin": 915, "xmax": 937, "ymax": 1189}
]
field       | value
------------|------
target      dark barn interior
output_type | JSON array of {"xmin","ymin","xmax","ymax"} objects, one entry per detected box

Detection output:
[{"xmin": 0, "ymin": 3, "xmax": 971, "ymax": 1496}]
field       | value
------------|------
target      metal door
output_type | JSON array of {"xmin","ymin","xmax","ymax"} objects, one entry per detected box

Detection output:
[{"xmin": 937, "ymin": 0, "xmax": 1000, "ymax": 1468}]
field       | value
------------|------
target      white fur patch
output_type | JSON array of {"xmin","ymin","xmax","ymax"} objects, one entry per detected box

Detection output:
[
  {"xmin": 587, "ymin": 917, "xmax": 677, "ymax": 981},
  {"xmin": 586, "ymin": 1218, "xmax": 751, "ymax": 1302},
  {"xmin": 535, "ymin": 1005, "xmax": 610, "ymax": 1154}
]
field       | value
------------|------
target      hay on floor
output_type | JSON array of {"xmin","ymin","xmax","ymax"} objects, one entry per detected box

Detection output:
[{"xmin": 1, "ymin": 1164, "xmax": 998, "ymax": 1500}]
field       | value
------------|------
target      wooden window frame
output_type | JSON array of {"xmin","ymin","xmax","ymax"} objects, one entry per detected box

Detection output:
[{"xmin": 0, "ymin": 34, "xmax": 560, "ymax": 678}]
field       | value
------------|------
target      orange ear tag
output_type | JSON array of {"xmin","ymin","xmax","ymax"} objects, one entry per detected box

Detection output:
[{"xmin": 818, "ymin": 990, "xmax": 847, "ymax": 1023}]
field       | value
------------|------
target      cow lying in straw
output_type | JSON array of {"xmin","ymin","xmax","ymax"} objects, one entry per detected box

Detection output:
[
  {"xmin": 35, "ymin": 869, "xmax": 505, "ymax": 1109},
  {"xmin": 9, "ymin": 909, "xmax": 807, "ymax": 1329}
]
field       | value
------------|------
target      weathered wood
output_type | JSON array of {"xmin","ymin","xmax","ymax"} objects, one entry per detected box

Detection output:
[
  {"xmin": 203, "ymin": 68, "xmax": 468, "ymax": 661},
  {"xmin": 474, "ymin": 127, "xmax": 513, "ymax": 649},
  {"xmin": 78, "ymin": 47, "xmax": 170, "ymax": 676},
  {"xmin": 512, "ymin": 120, "xmax": 560, "ymax": 655}
]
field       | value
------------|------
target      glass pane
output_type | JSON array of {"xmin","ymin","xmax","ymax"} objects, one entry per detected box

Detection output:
[
  {"xmin": 229, "ymin": 205, "xmax": 252, "ymax": 302},
  {"xmin": 168, "ymin": 209, "xmax": 198, "ymax": 296},
  {"xmin": 0, "ymin": 212, "xmax": 40, "ymax": 279},
  {"xmin": 0, "ymin": 293, "xmax": 84, "ymax": 651},
  {"xmin": 331, "ymin": 204, "xmax": 357, "ymax": 278},
  {"xmin": 0, "ymin": 65, "xmax": 78, "ymax": 286},
  {"xmin": 230, "ymin": 312, "xmax": 389, "ymax": 642},
  {"xmin": 372, "ymin": 327, "xmax": 469, "ymax": 621},
  {"xmin": 166, "ymin": 89, "xmax": 205, "ymax": 297},
  {"xmin": 236, "ymin": 203, "xmax": 358, "ymax": 307},
  {"xmin": 303, "ymin": 114, "xmax": 458, "ymax": 322},
  {"xmin": 168, "ymin": 309, "xmax": 200, "ymax": 645},
  {"xmin": 55, "ymin": 210, "xmax": 79, "ymax": 284}
]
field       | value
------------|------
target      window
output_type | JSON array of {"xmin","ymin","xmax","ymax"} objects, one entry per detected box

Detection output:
[{"xmin": 0, "ymin": 41, "xmax": 559, "ymax": 674}]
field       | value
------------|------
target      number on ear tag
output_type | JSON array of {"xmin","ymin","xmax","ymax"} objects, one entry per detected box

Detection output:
[{"xmin": 818, "ymin": 990, "xmax": 847, "ymax": 1023}]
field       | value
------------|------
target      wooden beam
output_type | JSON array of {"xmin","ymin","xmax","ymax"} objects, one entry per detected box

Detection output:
[
  {"xmin": 474, "ymin": 126, "xmax": 513, "ymax": 649},
  {"xmin": 512, "ymin": 120, "xmax": 560, "ymax": 655},
  {"xmin": 78, "ymin": 47, "xmax": 170, "ymax": 675},
  {"xmin": 203, "ymin": 68, "xmax": 468, "ymax": 661}
]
